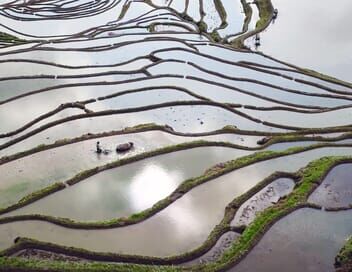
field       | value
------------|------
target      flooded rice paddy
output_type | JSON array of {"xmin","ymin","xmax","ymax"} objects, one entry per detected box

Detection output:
[
  {"xmin": 0, "ymin": 0, "xmax": 351, "ymax": 271},
  {"xmin": 232, "ymin": 208, "xmax": 352, "ymax": 272}
]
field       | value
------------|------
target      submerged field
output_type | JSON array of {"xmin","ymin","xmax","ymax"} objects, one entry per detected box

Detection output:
[{"xmin": 0, "ymin": 0, "xmax": 351, "ymax": 271}]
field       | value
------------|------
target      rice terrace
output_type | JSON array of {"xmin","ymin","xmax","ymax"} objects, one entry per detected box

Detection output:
[{"xmin": 0, "ymin": 0, "xmax": 351, "ymax": 271}]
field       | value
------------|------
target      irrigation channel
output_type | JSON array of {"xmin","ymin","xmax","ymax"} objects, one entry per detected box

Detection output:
[{"xmin": 0, "ymin": 0, "xmax": 351, "ymax": 271}]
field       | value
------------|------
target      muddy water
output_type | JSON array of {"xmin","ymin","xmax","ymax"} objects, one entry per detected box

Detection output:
[
  {"xmin": 183, "ymin": 231, "xmax": 241, "ymax": 265},
  {"xmin": 231, "ymin": 178, "xmax": 295, "ymax": 227}
]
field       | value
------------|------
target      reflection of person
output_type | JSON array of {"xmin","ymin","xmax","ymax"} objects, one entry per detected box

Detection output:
[
  {"xmin": 273, "ymin": 8, "xmax": 278, "ymax": 18},
  {"xmin": 96, "ymin": 141, "xmax": 102, "ymax": 154}
]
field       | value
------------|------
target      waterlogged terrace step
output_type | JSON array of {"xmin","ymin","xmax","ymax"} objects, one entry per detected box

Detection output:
[
  {"xmin": 1, "ymin": 146, "xmax": 352, "ymax": 257},
  {"xmin": 231, "ymin": 177, "xmax": 295, "ymax": 227},
  {"xmin": 241, "ymin": 107, "xmax": 352, "ymax": 129},
  {"xmin": 185, "ymin": 0, "xmax": 201, "ymax": 22},
  {"xmin": 88, "ymin": 88, "xmax": 199, "ymax": 111},
  {"xmin": 1, "ymin": 131, "xmax": 251, "ymax": 208},
  {"xmin": 1, "ymin": 146, "xmax": 250, "ymax": 221},
  {"xmin": 0, "ymin": 120, "xmax": 263, "ymax": 159},
  {"xmin": 266, "ymin": 139, "xmax": 352, "ymax": 153},
  {"xmin": 217, "ymin": 0, "xmax": 244, "ymax": 37},
  {"xmin": 146, "ymin": 59, "xmax": 351, "ymax": 108},
  {"xmin": 0, "ymin": 75, "xmax": 150, "ymax": 134},
  {"xmin": 0, "ymin": 0, "xmax": 351, "ymax": 270},
  {"xmin": 148, "ymin": 0, "xmax": 245, "ymax": 36},
  {"xmin": 0, "ymin": 39, "xmax": 194, "ymax": 65},
  {"xmin": 152, "ymin": 48, "xmax": 350, "ymax": 98},
  {"xmin": 0, "ymin": 0, "xmax": 126, "ymax": 37},
  {"xmin": 197, "ymin": 44, "xmax": 290, "ymax": 69},
  {"xmin": 0, "ymin": 79, "xmax": 63, "ymax": 101},
  {"xmin": 12, "ymin": 248, "xmax": 89, "ymax": 262},
  {"xmin": 121, "ymin": 76, "xmax": 290, "ymax": 108},
  {"xmin": 0, "ymin": 72, "xmax": 148, "ymax": 103},
  {"xmin": 0, "ymin": 58, "xmax": 151, "ymax": 78},
  {"xmin": 0, "ymin": 104, "xmax": 287, "ymax": 156},
  {"xmin": 248, "ymin": 68, "xmax": 352, "ymax": 94},
  {"xmin": 308, "ymin": 163, "xmax": 352, "ymax": 209},
  {"xmin": 231, "ymin": 209, "xmax": 352, "ymax": 272},
  {"xmin": 36, "ymin": 33, "xmax": 187, "ymax": 50},
  {"xmin": 182, "ymin": 231, "xmax": 241, "ymax": 266},
  {"xmin": 0, "ymin": 105, "xmax": 86, "ymax": 136},
  {"xmin": 1, "ymin": 76, "xmax": 205, "ymax": 121},
  {"xmin": 201, "ymin": 0, "xmax": 222, "ymax": 32}
]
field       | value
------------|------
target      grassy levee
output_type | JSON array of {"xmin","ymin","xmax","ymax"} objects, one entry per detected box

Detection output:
[
  {"xmin": 0, "ymin": 32, "xmax": 25, "ymax": 44},
  {"xmin": 335, "ymin": 236, "xmax": 352, "ymax": 271}
]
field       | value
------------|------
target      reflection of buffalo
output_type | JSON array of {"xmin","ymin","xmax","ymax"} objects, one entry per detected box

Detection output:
[{"xmin": 116, "ymin": 142, "xmax": 134, "ymax": 153}]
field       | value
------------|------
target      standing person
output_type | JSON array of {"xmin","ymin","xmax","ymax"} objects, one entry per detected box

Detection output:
[{"xmin": 96, "ymin": 141, "xmax": 102, "ymax": 154}]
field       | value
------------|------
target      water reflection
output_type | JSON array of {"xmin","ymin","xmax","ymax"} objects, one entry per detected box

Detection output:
[
  {"xmin": 128, "ymin": 163, "xmax": 182, "ymax": 211},
  {"xmin": 0, "ymin": 148, "xmax": 352, "ymax": 257},
  {"xmin": 259, "ymin": 0, "xmax": 352, "ymax": 81},
  {"xmin": 2, "ymin": 147, "xmax": 249, "ymax": 221},
  {"xmin": 232, "ymin": 208, "xmax": 352, "ymax": 272},
  {"xmin": 231, "ymin": 178, "xmax": 295, "ymax": 227},
  {"xmin": 309, "ymin": 163, "xmax": 352, "ymax": 208}
]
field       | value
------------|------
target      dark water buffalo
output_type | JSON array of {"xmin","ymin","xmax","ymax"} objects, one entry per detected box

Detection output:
[{"xmin": 116, "ymin": 142, "xmax": 134, "ymax": 153}]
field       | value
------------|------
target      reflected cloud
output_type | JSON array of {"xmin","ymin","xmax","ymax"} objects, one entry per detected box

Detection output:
[{"xmin": 129, "ymin": 163, "xmax": 182, "ymax": 211}]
